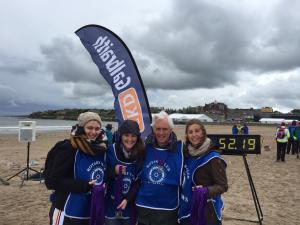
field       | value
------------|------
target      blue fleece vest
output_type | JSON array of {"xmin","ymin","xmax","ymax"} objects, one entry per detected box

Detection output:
[
  {"xmin": 64, "ymin": 150, "xmax": 106, "ymax": 219},
  {"xmin": 178, "ymin": 151, "xmax": 226, "ymax": 222},
  {"xmin": 136, "ymin": 141, "xmax": 184, "ymax": 210},
  {"xmin": 105, "ymin": 144, "xmax": 141, "ymax": 219}
]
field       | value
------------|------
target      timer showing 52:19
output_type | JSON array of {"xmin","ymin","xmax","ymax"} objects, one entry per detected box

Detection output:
[{"xmin": 207, "ymin": 135, "xmax": 261, "ymax": 155}]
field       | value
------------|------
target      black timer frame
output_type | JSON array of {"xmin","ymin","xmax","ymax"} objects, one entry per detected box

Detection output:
[{"xmin": 208, "ymin": 134, "xmax": 263, "ymax": 225}]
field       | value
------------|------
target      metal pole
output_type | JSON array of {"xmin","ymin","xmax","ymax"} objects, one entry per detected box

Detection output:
[
  {"xmin": 26, "ymin": 142, "xmax": 30, "ymax": 180},
  {"xmin": 245, "ymin": 158, "xmax": 263, "ymax": 219},
  {"xmin": 243, "ymin": 154, "xmax": 263, "ymax": 224}
]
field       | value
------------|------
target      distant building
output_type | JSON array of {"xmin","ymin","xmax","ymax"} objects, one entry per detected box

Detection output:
[
  {"xmin": 261, "ymin": 107, "xmax": 273, "ymax": 113},
  {"xmin": 290, "ymin": 109, "xmax": 300, "ymax": 114},
  {"xmin": 203, "ymin": 101, "xmax": 228, "ymax": 114}
]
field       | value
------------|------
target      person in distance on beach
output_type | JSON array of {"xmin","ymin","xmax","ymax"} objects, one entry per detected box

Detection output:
[
  {"xmin": 105, "ymin": 123, "xmax": 114, "ymax": 146},
  {"xmin": 178, "ymin": 119, "xmax": 228, "ymax": 225},
  {"xmin": 242, "ymin": 123, "xmax": 249, "ymax": 135},
  {"xmin": 275, "ymin": 122, "xmax": 289, "ymax": 162},
  {"xmin": 136, "ymin": 111, "xmax": 184, "ymax": 225},
  {"xmin": 46, "ymin": 111, "xmax": 107, "ymax": 225},
  {"xmin": 232, "ymin": 124, "xmax": 238, "ymax": 135},
  {"xmin": 286, "ymin": 120, "xmax": 297, "ymax": 155}
]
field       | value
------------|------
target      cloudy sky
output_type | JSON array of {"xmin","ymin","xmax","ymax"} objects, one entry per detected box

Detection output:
[{"xmin": 0, "ymin": 0, "xmax": 299, "ymax": 115}]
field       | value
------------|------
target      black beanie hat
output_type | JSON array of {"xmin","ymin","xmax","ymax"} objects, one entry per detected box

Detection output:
[{"xmin": 119, "ymin": 120, "xmax": 140, "ymax": 137}]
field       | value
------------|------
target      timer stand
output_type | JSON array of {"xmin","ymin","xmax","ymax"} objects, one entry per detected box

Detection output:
[
  {"xmin": 242, "ymin": 153, "xmax": 263, "ymax": 225},
  {"xmin": 208, "ymin": 134, "xmax": 263, "ymax": 225}
]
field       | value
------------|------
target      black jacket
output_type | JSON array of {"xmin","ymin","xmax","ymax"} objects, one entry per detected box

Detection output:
[{"xmin": 48, "ymin": 140, "xmax": 92, "ymax": 210}]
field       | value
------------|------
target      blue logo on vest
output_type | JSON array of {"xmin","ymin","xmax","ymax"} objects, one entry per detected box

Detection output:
[
  {"xmin": 149, "ymin": 165, "xmax": 166, "ymax": 183},
  {"xmin": 122, "ymin": 177, "xmax": 132, "ymax": 194},
  {"xmin": 91, "ymin": 167, "xmax": 104, "ymax": 185},
  {"xmin": 182, "ymin": 165, "xmax": 190, "ymax": 188}
]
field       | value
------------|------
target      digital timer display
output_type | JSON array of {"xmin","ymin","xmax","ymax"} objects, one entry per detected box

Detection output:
[{"xmin": 207, "ymin": 134, "xmax": 261, "ymax": 155}]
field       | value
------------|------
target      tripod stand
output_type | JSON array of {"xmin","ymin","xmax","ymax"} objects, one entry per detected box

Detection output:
[
  {"xmin": 242, "ymin": 154, "xmax": 263, "ymax": 224},
  {"xmin": 6, "ymin": 142, "xmax": 41, "ymax": 183}
]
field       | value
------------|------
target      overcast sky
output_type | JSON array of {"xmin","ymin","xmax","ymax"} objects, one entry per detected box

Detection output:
[{"xmin": 0, "ymin": 0, "xmax": 299, "ymax": 115}]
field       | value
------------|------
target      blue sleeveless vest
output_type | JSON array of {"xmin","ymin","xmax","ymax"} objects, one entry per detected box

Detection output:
[
  {"xmin": 64, "ymin": 150, "xmax": 106, "ymax": 219},
  {"xmin": 105, "ymin": 144, "xmax": 141, "ymax": 219},
  {"xmin": 178, "ymin": 150, "xmax": 226, "ymax": 223},
  {"xmin": 136, "ymin": 141, "xmax": 184, "ymax": 210}
]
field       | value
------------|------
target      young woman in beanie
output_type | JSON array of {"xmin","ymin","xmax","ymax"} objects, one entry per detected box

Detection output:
[
  {"xmin": 47, "ymin": 111, "xmax": 107, "ymax": 225},
  {"xmin": 178, "ymin": 119, "xmax": 228, "ymax": 225},
  {"xmin": 105, "ymin": 120, "xmax": 145, "ymax": 225}
]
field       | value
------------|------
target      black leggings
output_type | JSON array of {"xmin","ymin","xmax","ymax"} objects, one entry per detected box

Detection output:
[{"xmin": 62, "ymin": 217, "xmax": 89, "ymax": 225}]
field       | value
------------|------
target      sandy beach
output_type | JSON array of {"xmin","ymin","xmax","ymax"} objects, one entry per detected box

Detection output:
[{"xmin": 0, "ymin": 125, "xmax": 299, "ymax": 225}]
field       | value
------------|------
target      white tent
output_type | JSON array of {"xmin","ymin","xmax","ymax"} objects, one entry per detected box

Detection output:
[
  {"xmin": 169, "ymin": 113, "xmax": 213, "ymax": 122},
  {"xmin": 259, "ymin": 118, "xmax": 297, "ymax": 124}
]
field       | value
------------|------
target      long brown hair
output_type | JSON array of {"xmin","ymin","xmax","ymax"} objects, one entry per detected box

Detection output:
[
  {"xmin": 116, "ymin": 135, "xmax": 145, "ymax": 162},
  {"xmin": 184, "ymin": 119, "xmax": 207, "ymax": 157}
]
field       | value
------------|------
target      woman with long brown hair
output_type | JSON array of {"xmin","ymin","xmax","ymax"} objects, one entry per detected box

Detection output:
[
  {"xmin": 178, "ymin": 119, "xmax": 228, "ymax": 225},
  {"xmin": 105, "ymin": 120, "xmax": 145, "ymax": 225}
]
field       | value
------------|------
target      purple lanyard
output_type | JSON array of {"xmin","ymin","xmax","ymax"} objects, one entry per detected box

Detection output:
[
  {"xmin": 90, "ymin": 184, "xmax": 105, "ymax": 225},
  {"xmin": 191, "ymin": 187, "xmax": 208, "ymax": 225},
  {"xmin": 115, "ymin": 165, "xmax": 124, "ymax": 217},
  {"xmin": 115, "ymin": 165, "xmax": 137, "ymax": 225}
]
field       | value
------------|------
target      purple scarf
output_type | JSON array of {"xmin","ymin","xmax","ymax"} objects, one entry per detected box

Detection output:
[
  {"xmin": 129, "ymin": 183, "xmax": 139, "ymax": 225},
  {"xmin": 115, "ymin": 165, "xmax": 137, "ymax": 225},
  {"xmin": 115, "ymin": 165, "xmax": 123, "ymax": 217},
  {"xmin": 191, "ymin": 187, "xmax": 208, "ymax": 225},
  {"xmin": 90, "ymin": 184, "xmax": 105, "ymax": 225}
]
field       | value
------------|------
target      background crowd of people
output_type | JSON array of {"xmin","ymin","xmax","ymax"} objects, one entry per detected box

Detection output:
[
  {"xmin": 231, "ymin": 123, "xmax": 249, "ymax": 135},
  {"xmin": 232, "ymin": 120, "xmax": 300, "ymax": 162},
  {"xmin": 275, "ymin": 121, "xmax": 300, "ymax": 162}
]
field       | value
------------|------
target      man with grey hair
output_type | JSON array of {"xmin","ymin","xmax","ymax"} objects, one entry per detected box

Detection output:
[{"xmin": 136, "ymin": 111, "xmax": 183, "ymax": 225}]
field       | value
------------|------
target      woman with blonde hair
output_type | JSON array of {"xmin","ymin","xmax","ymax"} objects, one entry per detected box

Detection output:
[{"xmin": 46, "ymin": 112, "xmax": 107, "ymax": 225}]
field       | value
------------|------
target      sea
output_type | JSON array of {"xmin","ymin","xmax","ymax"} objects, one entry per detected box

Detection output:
[{"xmin": 0, "ymin": 116, "xmax": 117, "ymax": 134}]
